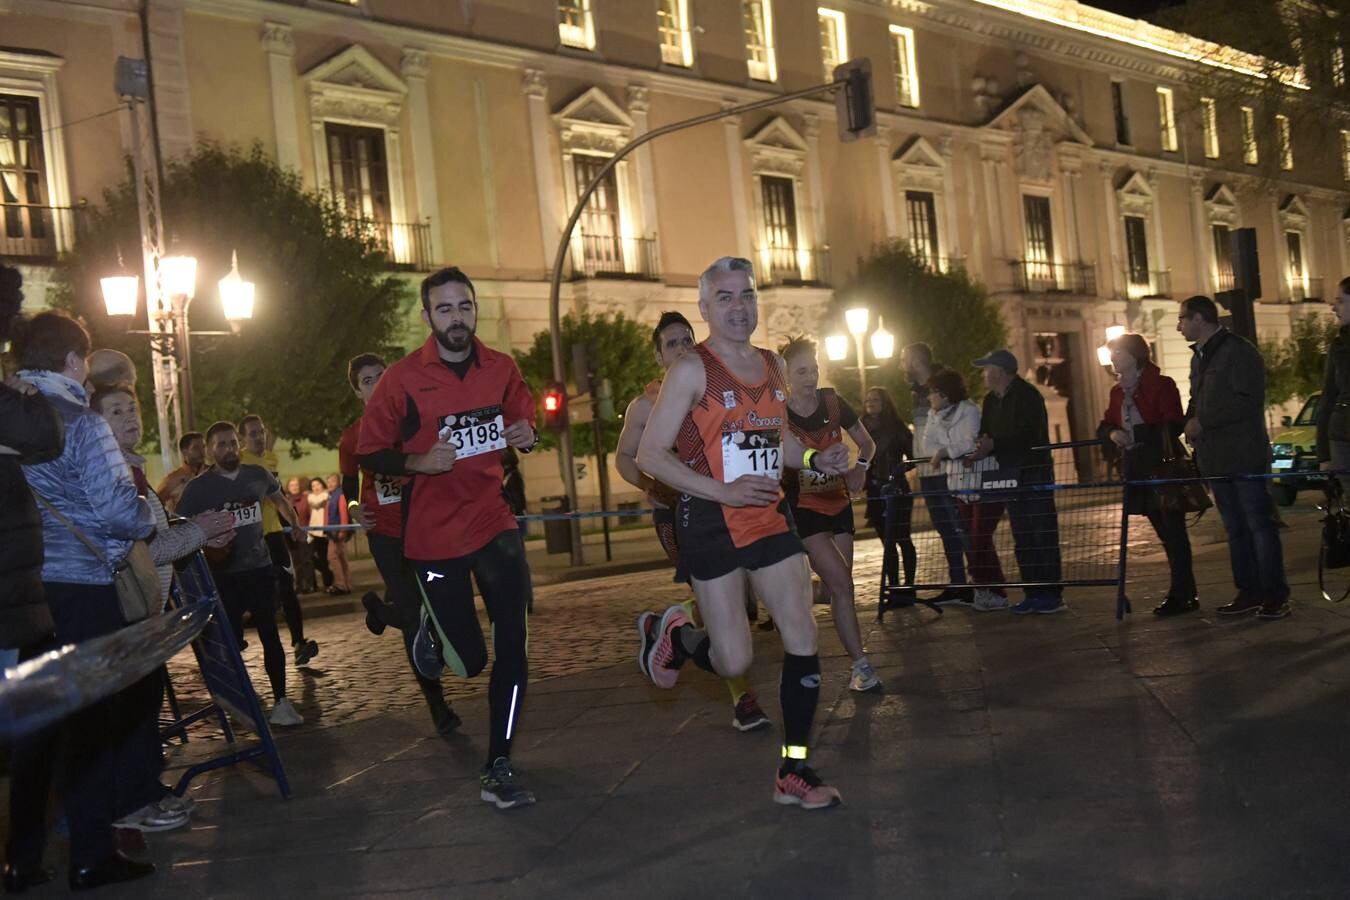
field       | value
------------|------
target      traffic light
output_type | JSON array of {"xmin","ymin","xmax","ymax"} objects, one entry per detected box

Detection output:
[
  {"xmin": 542, "ymin": 381, "xmax": 567, "ymax": 432},
  {"xmin": 833, "ymin": 58, "xmax": 876, "ymax": 143}
]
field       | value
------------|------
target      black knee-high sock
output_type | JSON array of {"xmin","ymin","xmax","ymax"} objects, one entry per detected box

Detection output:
[
  {"xmin": 677, "ymin": 624, "xmax": 717, "ymax": 673},
  {"xmin": 779, "ymin": 653, "xmax": 820, "ymax": 771}
]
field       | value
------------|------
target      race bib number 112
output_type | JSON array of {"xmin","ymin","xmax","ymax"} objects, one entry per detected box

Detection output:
[
  {"xmin": 722, "ymin": 429, "xmax": 782, "ymax": 483},
  {"xmin": 437, "ymin": 406, "xmax": 507, "ymax": 459}
]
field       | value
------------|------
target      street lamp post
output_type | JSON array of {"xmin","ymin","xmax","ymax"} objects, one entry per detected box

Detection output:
[
  {"xmin": 826, "ymin": 308, "xmax": 894, "ymax": 395},
  {"xmin": 102, "ymin": 250, "xmax": 254, "ymax": 470}
]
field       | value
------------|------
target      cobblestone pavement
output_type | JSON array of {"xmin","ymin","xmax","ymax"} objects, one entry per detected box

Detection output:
[{"xmin": 164, "ymin": 503, "xmax": 1175, "ymax": 738}]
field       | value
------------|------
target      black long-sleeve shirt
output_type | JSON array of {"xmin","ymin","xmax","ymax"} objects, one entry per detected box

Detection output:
[{"xmin": 979, "ymin": 376, "xmax": 1053, "ymax": 478}]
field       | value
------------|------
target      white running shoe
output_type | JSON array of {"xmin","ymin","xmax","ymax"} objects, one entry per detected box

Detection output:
[
  {"xmin": 849, "ymin": 659, "xmax": 883, "ymax": 693},
  {"xmin": 973, "ymin": 589, "xmax": 1009, "ymax": 612},
  {"xmin": 269, "ymin": 698, "xmax": 304, "ymax": 727}
]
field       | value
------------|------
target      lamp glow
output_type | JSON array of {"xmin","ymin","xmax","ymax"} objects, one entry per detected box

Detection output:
[
  {"xmin": 100, "ymin": 275, "xmax": 139, "ymax": 317},
  {"xmin": 825, "ymin": 334, "xmax": 850, "ymax": 361},
  {"xmin": 1105, "ymin": 324, "xmax": 1126, "ymax": 342},
  {"xmin": 1097, "ymin": 344, "xmax": 1113, "ymax": 366},
  {"xmin": 218, "ymin": 251, "xmax": 255, "ymax": 323},
  {"xmin": 845, "ymin": 307, "xmax": 869, "ymax": 336},
  {"xmin": 161, "ymin": 255, "xmax": 198, "ymax": 298},
  {"xmin": 870, "ymin": 317, "xmax": 894, "ymax": 361}
]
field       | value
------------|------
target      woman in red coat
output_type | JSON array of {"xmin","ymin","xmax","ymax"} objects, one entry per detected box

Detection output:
[{"xmin": 1097, "ymin": 333, "xmax": 1197, "ymax": 617}]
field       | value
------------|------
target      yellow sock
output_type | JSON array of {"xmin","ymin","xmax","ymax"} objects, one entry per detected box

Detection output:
[{"xmin": 726, "ymin": 676, "xmax": 750, "ymax": 705}]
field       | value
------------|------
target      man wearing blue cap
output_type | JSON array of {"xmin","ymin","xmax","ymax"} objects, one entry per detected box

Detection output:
[{"xmin": 968, "ymin": 348, "xmax": 1065, "ymax": 614}]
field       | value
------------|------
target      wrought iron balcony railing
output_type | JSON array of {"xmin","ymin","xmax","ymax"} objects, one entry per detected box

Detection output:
[
  {"xmin": 1124, "ymin": 269, "xmax": 1172, "ymax": 299},
  {"xmin": 755, "ymin": 245, "xmax": 831, "ymax": 287},
  {"xmin": 1010, "ymin": 259, "xmax": 1097, "ymax": 296},
  {"xmin": 342, "ymin": 217, "xmax": 435, "ymax": 271},
  {"xmin": 1290, "ymin": 275, "xmax": 1324, "ymax": 302},
  {"xmin": 568, "ymin": 233, "xmax": 661, "ymax": 281},
  {"xmin": 0, "ymin": 203, "xmax": 84, "ymax": 262}
]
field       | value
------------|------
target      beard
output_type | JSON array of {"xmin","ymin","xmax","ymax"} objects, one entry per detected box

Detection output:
[
  {"xmin": 433, "ymin": 322, "xmax": 474, "ymax": 354},
  {"xmin": 216, "ymin": 451, "xmax": 240, "ymax": 472}
]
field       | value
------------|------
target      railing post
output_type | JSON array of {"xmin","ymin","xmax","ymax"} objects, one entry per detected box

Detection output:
[{"xmin": 1115, "ymin": 451, "xmax": 1132, "ymax": 620}]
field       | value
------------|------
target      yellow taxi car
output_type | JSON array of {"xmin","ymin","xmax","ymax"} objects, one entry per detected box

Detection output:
[{"xmin": 1270, "ymin": 392, "xmax": 1320, "ymax": 506}]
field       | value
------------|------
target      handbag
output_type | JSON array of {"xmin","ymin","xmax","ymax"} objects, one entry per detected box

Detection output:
[
  {"xmin": 33, "ymin": 493, "xmax": 160, "ymax": 623},
  {"xmin": 1151, "ymin": 429, "xmax": 1212, "ymax": 517}
]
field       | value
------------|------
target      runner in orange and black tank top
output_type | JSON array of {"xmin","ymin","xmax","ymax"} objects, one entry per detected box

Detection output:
[
  {"xmin": 673, "ymin": 343, "xmax": 800, "ymax": 572},
  {"xmin": 785, "ymin": 388, "xmax": 859, "ymax": 539}
]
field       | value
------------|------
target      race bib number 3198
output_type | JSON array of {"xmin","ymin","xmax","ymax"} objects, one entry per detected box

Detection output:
[
  {"xmin": 722, "ymin": 429, "xmax": 782, "ymax": 483},
  {"xmin": 437, "ymin": 406, "xmax": 507, "ymax": 459}
]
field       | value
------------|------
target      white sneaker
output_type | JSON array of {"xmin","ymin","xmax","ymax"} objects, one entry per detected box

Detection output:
[
  {"xmin": 849, "ymin": 659, "xmax": 883, "ymax": 693},
  {"xmin": 269, "ymin": 698, "xmax": 303, "ymax": 727},
  {"xmin": 973, "ymin": 589, "xmax": 1009, "ymax": 612}
]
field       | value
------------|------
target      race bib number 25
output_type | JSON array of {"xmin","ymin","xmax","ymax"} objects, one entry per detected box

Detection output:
[
  {"xmin": 798, "ymin": 468, "xmax": 842, "ymax": 494},
  {"xmin": 722, "ymin": 429, "xmax": 782, "ymax": 483},
  {"xmin": 437, "ymin": 405, "xmax": 507, "ymax": 459},
  {"xmin": 372, "ymin": 474, "xmax": 403, "ymax": 506}
]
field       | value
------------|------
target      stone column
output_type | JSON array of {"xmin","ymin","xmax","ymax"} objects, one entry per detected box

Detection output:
[
  {"xmin": 875, "ymin": 124, "xmax": 898, "ymax": 239},
  {"xmin": 1189, "ymin": 173, "xmax": 1211, "ymax": 296},
  {"xmin": 626, "ymin": 85, "xmax": 660, "ymax": 242},
  {"xmin": 261, "ymin": 23, "xmax": 300, "ymax": 173},
  {"xmin": 722, "ymin": 103, "xmax": 752, "ymax": 260},
  {"xmin": 523, "ymin": 69, "xmax": 563, "ymax": 267},
  {"xmin": 803, "ymin": 112, "xmax": 827, "ymax": 249},
  {"xmin": 401, "ymin": 49, "xmax": 444, "ymax": 263}
]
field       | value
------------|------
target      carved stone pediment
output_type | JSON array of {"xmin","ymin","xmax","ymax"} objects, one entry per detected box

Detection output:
[
  {"xmin": 554, "ymin": 87, "xmax": 634, "ymax": 155},
  {"xmin": 982, "ymin": 83, "xmax": 1092, "ymax": 184},
  {"xmin": 1205, "ymin": 183, "xmax": 1239, "ymax": 226},
  {"xmin": 1115, "ymin": 169, "xmax": 1155, "ymax": 216},
  {"xmin": 303, "ymin": 45, "xmax": 406, "ymax": 126},
  {"xmin": 893, "ymin": 136, "xmax": 947, "ymax": 192},
  {"xmin": 1279, "ymin": 194, "xmax": 1310, "ymax": 228},
  {"xmin": 744, "ymin": 116, "xmax": 808, "ymax": 177}
]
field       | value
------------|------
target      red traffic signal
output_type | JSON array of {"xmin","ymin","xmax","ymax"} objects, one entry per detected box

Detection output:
[{"xmin": 542, "ymin": 381, "xmax": 567, "ymax": 431}]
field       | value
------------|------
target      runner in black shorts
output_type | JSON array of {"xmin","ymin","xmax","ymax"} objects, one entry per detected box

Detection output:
[
  {"xmin": 780, "ymin": 336, "xmax": 881, "ymax": 693},
  {"xmin": 616, "ymin": 311, "xmax": 770, "ymax": 732},
  {"xmin": 634, "ymin": 257, "xmax": 850, "ymax": 810},
  {"xmin": 357, "ymin": 267, "xmax": 538, "ymax": 810}
]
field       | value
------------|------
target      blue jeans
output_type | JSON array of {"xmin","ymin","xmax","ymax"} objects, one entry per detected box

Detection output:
[
  {"xmin": 924, "ymin": 489, "xmax": 969, "ymax": 585},
  {"xmin": 1210, "ymin": 477, "xmax": 1289, "ymax": 603}
]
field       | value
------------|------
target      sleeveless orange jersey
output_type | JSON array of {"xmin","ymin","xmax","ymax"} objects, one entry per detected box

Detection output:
[
  {"xmin": 785, "ymin": 389, "xmax": 850, "ymax": 516},
  {"xmin": 675, "ymin": 343, "xmax": 792, "ymax": 548},
  {"xmin": 643, "ymin": 377, "xmax": 680, "ymax": 508}
]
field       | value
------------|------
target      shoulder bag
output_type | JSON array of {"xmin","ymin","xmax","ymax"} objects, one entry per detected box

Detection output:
[
  {"xmin": 33, "ymin": 493, "xmax": 159, "ymax": 623},
  {"xmin": 1152, "ymin": 429, "xmax": 1212, "ymax": 518}
]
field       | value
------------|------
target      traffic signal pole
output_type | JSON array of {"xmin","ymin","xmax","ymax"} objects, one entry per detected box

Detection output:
[{"xmin": 546, "ymin": 67, "xmax": 871, "ymax": 567}]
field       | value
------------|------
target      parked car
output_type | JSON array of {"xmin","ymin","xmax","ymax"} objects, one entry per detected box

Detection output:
[{"xmin": 1270, "ymin": 392, "xmax": 1320, "ymax": 506}]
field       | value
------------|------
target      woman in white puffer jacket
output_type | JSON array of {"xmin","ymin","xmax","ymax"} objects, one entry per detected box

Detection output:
[{"xmin": 921, "ymin": 368, "xmax": 1007, "ymax": 612}]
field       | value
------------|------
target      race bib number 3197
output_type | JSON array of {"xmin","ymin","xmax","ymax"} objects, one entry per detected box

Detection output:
[
  {"xmin": 437, "ymin": 406, "xmax": 507, "ymax": 459},
  {"xmin": 226, "ymin": 501, "xmax": 262, "ymax": 530},
  {"xmin": 722, "ymin": 429, "xmax": 782, "ymax": 483}
]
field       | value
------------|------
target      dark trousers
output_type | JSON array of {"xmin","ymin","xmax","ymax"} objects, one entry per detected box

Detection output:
[
  {"xmin": 1211, "ymin": 477, "xmax": 1289, "ymax": 603},
  {"xmin": 266, "ymin": 531, "xmax": 306, "ymax": 646},
  {"xmin": 925, "ymin": 489, "xmax": 969, "ymax": 584},
  {"xmin": 6, "ymin": 582, "xmax": 162, "ymax": 869},
  {"xmin": 368, "ymin": 532, "xmax": 446, "ymax": 710},
  {"xmin": 868, "ymin": 494, "xmax": 916, "ymax": 587},
  {"xmin": 1145, "ymin": 508, "xmax": 1196, "ymax": 598},
  {"xmin": 958, "ymin": 500, "xmax": 1007, "ymax": 590},
  {"xmin": 1005, "ymin": 487, "xmax": 1063, "ymax": 599},
  {"xmin": 311, "ymin": 536, "xmax": 334, "ymax": 589},
  {"xmin": 410, "ymin": 530, "xmax": 532, "ymax": 766},
  {"xmin": 214, "ymin": 567, "xmax": 287, "ymax": 701}
]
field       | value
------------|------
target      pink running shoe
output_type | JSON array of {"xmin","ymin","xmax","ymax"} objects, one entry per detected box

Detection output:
[
  {"xmin": 773, "ymin": 766, "xmax": 842, "ymax": 810},
  {"xmin": 644, "ymin": 605, "xmax": 690, "ymax": 689},
  {"xmin": 635, "ymin": 612, "xmax": 655, "ymax": 677}
]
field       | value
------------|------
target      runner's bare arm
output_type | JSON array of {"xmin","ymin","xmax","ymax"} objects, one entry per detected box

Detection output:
[
  {"xmin": 615, "ymin": 394, "xmax": 654, "ymax": 492},
  {"xmin": 844, "ymin": 419, "xmax": 876, "ymax": 493},
  {"xmin": 636, "ymin": 354, "xmax": 779, "ymax": 506}
]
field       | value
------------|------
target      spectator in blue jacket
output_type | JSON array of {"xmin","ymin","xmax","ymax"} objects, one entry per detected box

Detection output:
[{"xmin": 10, "ymin": 312, "xmax": 160, "ymax": 891}]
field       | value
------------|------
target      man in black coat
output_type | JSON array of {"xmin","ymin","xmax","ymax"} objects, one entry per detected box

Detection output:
[
  {"xmin": 970, "ymin": 348, "xmax": 1065, "ymax": 615},
  {"xmin": 1179, "ymin": 295, "xmax": 1289, "ymax": 619}
]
